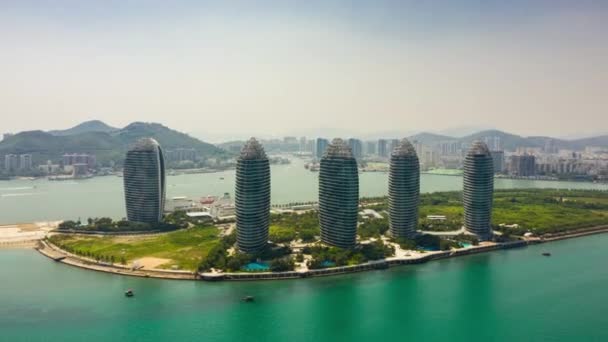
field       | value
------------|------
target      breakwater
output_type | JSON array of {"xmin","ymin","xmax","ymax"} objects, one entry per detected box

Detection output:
[{"xmin": 36, "ymin": 225, "xmax": 608, "ymax": 282}]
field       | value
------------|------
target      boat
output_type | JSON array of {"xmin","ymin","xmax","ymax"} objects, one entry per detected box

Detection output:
[
  {"xmin": 125, "ymin": 289, "xmax": 135, "ymax": 297},
  {"xmin": 241, "ymin": 296, "xmax": 255, "ymax": 302},
  {"xmin": 542, "ymin": 252, "xmax": 551, "ymax": 257},
  {"xmin": 219, "ymin": 177, "xmax": 225, "ymax": 180}
]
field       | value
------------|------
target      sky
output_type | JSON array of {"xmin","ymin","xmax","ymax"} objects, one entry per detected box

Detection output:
[{"xmin": 1, "ymin": 0, "xmax": 607, "ymax": 142}]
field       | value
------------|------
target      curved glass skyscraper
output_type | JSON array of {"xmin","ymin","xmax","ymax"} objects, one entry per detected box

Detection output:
[
  {"xmin": 463, "ymin": 141, "xmax": 494, "ymax": 240},
  {"xmin": 388, "ymin": 138, "xmax": 420, "ymax": 238},
  {"xmin": 123, "ymin": 138, "xmax": 166, "ymax": 224},
  {"xmin": 235, "ymin": 138, "xmax": 271, "ymax": 253},
  {"xmin": 319, "ymin": 138, "xmax": 359, "ymax": 248}
]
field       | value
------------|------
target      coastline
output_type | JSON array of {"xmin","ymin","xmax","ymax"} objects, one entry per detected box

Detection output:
[{"xmin": 34, "ymin": 224, "xmax": 608, "ymax": 282}]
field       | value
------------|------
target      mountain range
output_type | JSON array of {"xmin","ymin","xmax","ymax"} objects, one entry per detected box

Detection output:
[
  {"xmin": 0, "ymin": 121, "xmax": 230, "ymax": 166},
  {"xmin": 2, "ymin": 120, "xmax": 607, "ymax": 168},
  {"xmin": 408, "ymin": 129, "xmax": 608, "ymax": 151}
]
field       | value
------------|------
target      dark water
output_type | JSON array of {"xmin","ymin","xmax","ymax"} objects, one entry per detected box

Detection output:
[{"xmin": 1, "ymin": 234, "xmax": 607, "ymax": 341}]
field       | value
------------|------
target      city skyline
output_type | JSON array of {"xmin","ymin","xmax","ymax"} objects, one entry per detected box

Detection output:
[{"xmin": 1, "ymin": 1, "xmax": 607, "ymax": 139}]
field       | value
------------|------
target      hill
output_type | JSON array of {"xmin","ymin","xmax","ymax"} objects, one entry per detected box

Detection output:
[
  {"xmin": 0, "ymin": 122, "xmax": 230, "ymax": 167},
  {"xmin": 48, "ymin": 120, "xmax": 118, "ymax": 136},
  {"xmin": 406, "ymin": 129, "xmax": 608, "ymax": 151},
  {"xmin": 408, "ymin": 132, "xmax": 455, "ymax": 145}
]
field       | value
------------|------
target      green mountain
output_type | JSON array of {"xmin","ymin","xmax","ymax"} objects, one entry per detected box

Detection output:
[
  {"xmin": 408, "ymin": 132, "xmax": 455, "ymax": 145},
  {"xmin": 48, "ymin": 120, "xmax": 118, "ymax": 136},
  {"xmin": 411, "ymin": 129, "xmax": 608, "ymax": 151},
  {"xmin": 0, "ymin": 122, "xmax": 230, "ymax": 167}
]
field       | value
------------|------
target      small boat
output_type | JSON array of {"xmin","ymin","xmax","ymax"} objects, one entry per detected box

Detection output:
[
  {"xmin": 542, "ymin": 252, "xmax": 551, "ymax": 257},
  {"xmin": 241, "ymin": 296, "xmax": 255, "ymax": 302},
  {"xmin": 125, "ymin": 289, "xmax": 135, "ymax": 297},
  {"xmin": 219, "ymin": 177, "xmax": 225, "ymax": 180}
]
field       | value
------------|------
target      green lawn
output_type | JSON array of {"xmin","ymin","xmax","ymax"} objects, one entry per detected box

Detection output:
[
  {"xmin": 414, "ymin": 189, "xmax": 608, "ymax": 234},
  {"xmin": 49, "ymin": 225, "xmax": 221, "ymax": 271}
]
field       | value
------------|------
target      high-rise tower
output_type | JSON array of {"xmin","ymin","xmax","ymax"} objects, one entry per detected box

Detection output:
[
  {"xmin": 388, "ymin": 138, "xmax": 420, "ymax": 238},
  {"xmin": 235, "ymin": 138, "xmax": 271, "ymax": 253},
  {"xmin": 463, "ymin": 141, "xmax": 494, "ymax": 240},
  {"xmin": 123, "ymin": 138, "xmax": 166, "ymax": 224},
  {"xmin": 318, "ymin": 138, "xmax": 359, "ymax": 248}
]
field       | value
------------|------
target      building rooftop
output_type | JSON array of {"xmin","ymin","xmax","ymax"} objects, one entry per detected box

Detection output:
[
  {"xmin": 467, "ymin": 140, "xmax": 491, "ymax": 156},
  {"xmin": 131, "ymin": 137, "xmax": 161, "ymax": 152},
  {"xmin": 324, "ymin": 138, "xmax": 354, "ymax": 159},
  {"xmin": 391, "ymin": 138, "xmax": 417, "ymax": 157},
  {"xmin": 240, "ymin": 137, "xmax": 267, "ymax": 160}
]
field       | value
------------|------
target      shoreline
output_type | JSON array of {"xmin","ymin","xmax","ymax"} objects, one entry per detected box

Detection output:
[{"xmin": 33, "ymin": 224, "xmax": 608, "ymax": 282}]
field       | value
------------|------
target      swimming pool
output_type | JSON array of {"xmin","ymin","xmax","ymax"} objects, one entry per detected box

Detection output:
[{"xmin": 242, "ymin": 262, "xmax": 270, "ymax": 271}]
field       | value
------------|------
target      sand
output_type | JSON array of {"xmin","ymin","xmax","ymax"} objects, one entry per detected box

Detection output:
[{"xmin": 133, "ymin": 257, "xmax": 172, "ymax": 269}]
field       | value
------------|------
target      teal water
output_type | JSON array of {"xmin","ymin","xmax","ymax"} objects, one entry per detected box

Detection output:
[
  {"xmin": 1, "ymin": 235, "xmax": 608, "ymax": 341},
  {"xmin": 1, "ymin": 158, "xmax": 607, "ymax": 224},
  {"xmin": 243, "ymin": 262, "xmax": 270, "ymax": 271}
]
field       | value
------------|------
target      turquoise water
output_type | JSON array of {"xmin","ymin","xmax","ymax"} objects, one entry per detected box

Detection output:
[
  {"xmin": 1, "ymin": 234, "xmax": 608, "ymax": 341},
  {"xmin": 0, "ymin": 158, "xmax": 607, "ymax": 224},
  {"xmin": 243, "ymin": 262, "xmax": 270, "ymax": 271},
  {"xmin": 321, "ymin": 261, "xmax": 336, "ymax": 267}
]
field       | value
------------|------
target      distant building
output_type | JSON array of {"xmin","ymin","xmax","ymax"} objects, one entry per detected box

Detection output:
[
  {"xmin": 19, "ymin": 154, "xmax": 32, "ymax": 171},
  {"xmin": 365, "ymin": 141, "xmax": 377, "ymax": 156},
  {"xmin": 315, "ymin": 138, "xmax": 330, "ymax": 159},
  {"xmin": 235, "ymin": 138, "xmax": 271, "ymax": 253},
  {"xmin": 348, "ymin": 138, "xmax": 363, "ymax": 159},
  {"xmin": 165, "ymin": 148, "xmax": 197, "ymax": 163},
  {"xmin": 319, "ymin": 138, "xmax": 359, "ymax": 248},
  {"xmin": 63, "ymin": 153, "xmax": 96, "ymax": 169},
  {"xmin": 283, "ymin": 136, "xmax": 298, "ymax": 144},
  {"xmin": 209, "ymin": 193, "xmax": 236, "ymax": 221},
  {"xmin": 440, "ymin": 141, "xmax": 460, "ymax": 156},
  {"xmin": 483, "ymin": 136, "xmax": 502, "ymax": 151},
  {"xmin": 388, "ymin": 139, "xmax": 420, "ymax": 238},
  {"xmin": 490, "ymin": 151, "xmax": 505, "ymax": 174},
  {"xmin": 4, "ymin": 154, "xmax": 18, "ymax": 172},
  {"xmin": 463, "ymin": 141, "xmax": 494, "ymax": 240},
  {"xmin": 123, "ymin": 138, "xmax": 166, "ymax": 224},
  {"xmin": 388, "ymin": 139, "xmax": 400, "ymax": 154},
  {"xmin": 509, "ymin": 155, "xmax": 536, "ymax": 177},
  {"xmin": 377, "ymin": 139, "xmax": 388, "ymax": 158},
  {"xmin": 38, "ymin": 160, "xmax": 61, "ymax": 174},
  {"xmin": 299, "ymin": 137, "xmax": 308, "ymax": 153},
  {"xmin": 544, "ymin": 139, "xmax": 558, "ymax": 154}
]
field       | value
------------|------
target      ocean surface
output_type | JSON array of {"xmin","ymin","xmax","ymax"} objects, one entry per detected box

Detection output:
[
  {"xmin": 1, "ymin": 234, "xmax": 607, "ymax": 341},
  {"xmin": 0, "ymin": 158, "xmax": 606, "ymax": 224}
]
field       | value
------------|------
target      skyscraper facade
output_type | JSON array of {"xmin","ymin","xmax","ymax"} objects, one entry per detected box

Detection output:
[
  {"xmin": 318, "ymin": 139, "xmax": 359, "ymax": 248},
  {"xmin": 463, "ymin": 141, "xmax": 494, "ymax": 240},
  {"xmin": 123, "ymin": 138, "xmax": 166, "ymax": 224},
  {"xmin": 388, "ymin": 139, "xmax": 420, "ymax": 238},
  {"xmin": 235, "ymin": 138, "xmax": 271, "ymax": 253}
]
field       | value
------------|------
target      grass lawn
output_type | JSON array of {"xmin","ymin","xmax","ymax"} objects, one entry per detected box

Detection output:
[
  {"xmin": 49, "ymin": 225, "xmax": 221, "ymax": 271},
  {"xmin": 415, "ymin": 189, "xmax": 608, "ymax": 234}
]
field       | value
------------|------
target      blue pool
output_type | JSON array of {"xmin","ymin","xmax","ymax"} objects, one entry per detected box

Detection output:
[{"xmin": 242, "ymin": 262, "xmax": 270, "ymax": 271}]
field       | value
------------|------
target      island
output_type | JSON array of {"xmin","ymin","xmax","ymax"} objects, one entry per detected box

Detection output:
[{"xmin": 40, "ymin": 188, "xmax": 608, "ymax": 281}]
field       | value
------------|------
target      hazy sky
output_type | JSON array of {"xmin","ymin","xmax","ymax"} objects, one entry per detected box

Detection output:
[{"xmin": 1, "ymin": 0, "xmax": 607, "ymax": 141}]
